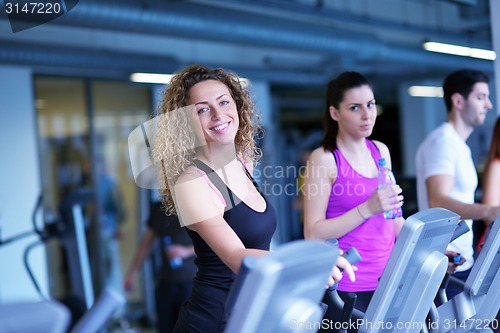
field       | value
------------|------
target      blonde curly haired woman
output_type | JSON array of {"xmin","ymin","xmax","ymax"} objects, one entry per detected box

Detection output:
[
  {"xmin": 152, "ymin": 64, "xmax": 355, "ymax": 332},
  {"xmin": 151, "ymin": 64, "xmax": 276, "ymax": 333}
]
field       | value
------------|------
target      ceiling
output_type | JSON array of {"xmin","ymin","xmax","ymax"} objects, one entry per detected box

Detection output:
[{"xmin": 0, "ymin": 0, "xmax": 495, "ymax": 117}]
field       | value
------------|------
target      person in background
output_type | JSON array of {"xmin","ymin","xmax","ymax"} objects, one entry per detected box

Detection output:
[
  {"xmin": 124, "ymin": 196, "xmax": 196, "ymax": 333},
  {"xmin": 96, "ymin": 160, "xmax": 127, "ymax": 311},
  {"xmin": 481, "ymin": 116, "xmax": 500, "ymax": 332},
  {"xmin": 151, "ymin": 64, "xmax": 356, "ymax": 333},
  {"xmin": 415, "ymin": 69, "xmax": 500, "ymax": 300},
  {"xmin": 303, "ymin": 71, "xmax": 404, "ymax": 332},
  {"xmin": 479, "ymin": 117, "xmax": 500, "ymax": 247}
]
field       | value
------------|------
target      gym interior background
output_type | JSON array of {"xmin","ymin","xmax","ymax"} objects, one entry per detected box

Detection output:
[{"xmin": 1, "ymin": 0, "xmax": 500, "ymax": 330}]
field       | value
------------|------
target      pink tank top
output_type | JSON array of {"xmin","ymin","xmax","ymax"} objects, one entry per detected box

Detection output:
[{"xmin": 326, "ymin": 139, "xmax": 395, "ymax": 292}]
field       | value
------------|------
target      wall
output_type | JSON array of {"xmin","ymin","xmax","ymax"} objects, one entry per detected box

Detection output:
[
  {"xmin": 0, "ymin": 65, "xmax": 48, "ymax": 302},
  {"xmin": 399, "ymin": 79, "xmax": 446, "ymax": 176}
]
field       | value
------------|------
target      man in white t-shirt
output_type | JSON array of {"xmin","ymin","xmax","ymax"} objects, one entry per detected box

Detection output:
[{"xmin": 416, "ymin": 69, "xmax": 500, "ymax": 300}]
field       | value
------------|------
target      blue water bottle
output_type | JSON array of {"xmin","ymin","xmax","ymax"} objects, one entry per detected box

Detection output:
[
  {"xmin": 377, "ymin": 158, "xmax": 402, "ymax": 220},
  {"xmin": 163, "ymin": 236, "xmax": 183, "ymax": 269}
]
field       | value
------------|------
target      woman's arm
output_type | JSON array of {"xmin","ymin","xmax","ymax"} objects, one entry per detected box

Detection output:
[
  {"xmin": 174, "ymin": 168, "xmax": 267, "ymax": 273},
  {"xmin": 124, "ymin": 228, "xmax": 156, "ymax": 291},
  {"xmin": 188, "ymin": 215, "xmax": 268, "ymax": 272},
  {"xmin": 303, "ymin": 148, "xmax": 369, "ymax": 239},
  {"xmin": 483, "ymin": 159, "xmax": 500, "ymax": 207},
  {"xmin": 482, "ymin": 159, "xmax": 500, "ymax": 226},
  {"xmin": 392, "ymin": 216, "xmax": 405, "ymax": 237}
]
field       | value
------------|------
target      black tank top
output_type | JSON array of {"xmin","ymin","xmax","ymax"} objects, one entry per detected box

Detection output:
[
  {"xmin": 188, "ymin": 159, "xmax": 278, "ymax": 288},
  {"xmin": 175, "ymin": 159, "xmax": 278, "ymax": 333}
]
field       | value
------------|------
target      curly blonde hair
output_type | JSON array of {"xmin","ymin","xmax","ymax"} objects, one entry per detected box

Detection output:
[{"xmin": 151, "ymin": 64, "xmax": 262, "ymax": 214}]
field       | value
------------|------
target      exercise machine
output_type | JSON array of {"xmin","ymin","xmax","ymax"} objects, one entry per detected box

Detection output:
[
  {"xmin": 0, "ymin": 193, "xmax": 125, "ymax": 332},
  {"xmin": 0, "ymin": 287, "xmax": 124, "ymax": 333},
  {"xmin": 435, "ymin": 214, "xmax": 500, "ymax": 333},
  {"xmin": 225, "ymin": 239, "xmax": 340, "ymax": 333},
  {"xmin": 324, "ymin": 208, "xmax": 461, "ymax": 333}
]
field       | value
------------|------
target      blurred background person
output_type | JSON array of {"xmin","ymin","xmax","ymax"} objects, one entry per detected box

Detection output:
[
  {"xmin": 416, "ymin": 69, "xmax": 500, "ymax": 300},
  {"xmin": 125, "ymin": 135, "xmax": 196, "ymax": 333},
  {"xmin": 479, "ymin": 116, "xmax": 500, "ymax": 249},
  {"xmin": 124, "ymin": 197, "xmax": 196, "ymax": 333}
]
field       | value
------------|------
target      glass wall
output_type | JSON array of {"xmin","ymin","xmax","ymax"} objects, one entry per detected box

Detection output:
[
  {"xmin": 35, "ymin": 77, "xmax": 151, "ymax": 315},
  {"xmin": 36, "ymin": 78, "xmax": 90, "ymax": 302},
  {"xmin": 91, "ymin": 81, "xmax": 152, "ymax": 307}
]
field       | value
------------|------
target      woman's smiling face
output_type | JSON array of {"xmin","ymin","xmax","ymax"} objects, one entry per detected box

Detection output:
[{"xmin": 187, "ymin": 79, "xmax": 239, "ymax": 145}]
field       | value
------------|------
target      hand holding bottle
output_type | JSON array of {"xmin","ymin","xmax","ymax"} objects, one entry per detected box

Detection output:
[
  {"xmin": 377, "ymin": 158, "xmax": 403, "ymax": 219},
  {"xmin": 358, "ymin": 184, "xmax": 403, "ymax": 220}
]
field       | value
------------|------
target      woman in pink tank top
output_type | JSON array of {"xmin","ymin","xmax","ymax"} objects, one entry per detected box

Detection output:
[{"xmin": 303, "ymin": 71, "xmax": 405, "ymax": 332}]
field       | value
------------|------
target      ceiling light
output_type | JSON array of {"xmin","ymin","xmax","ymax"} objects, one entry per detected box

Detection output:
[
  {"xmin": 408, "ymin": 86, "xmax": 443, "ymax": 98},
  {"xmin": 423, "ymin": 41, "xmax": 496, "ymax": 61},
  {"xmin": 130, "ymin": 72, "xmax": 250, "ymax": 86},
  {"xmin": 130, "ymin": 73, "xmax": 174, "ymax": 84}
]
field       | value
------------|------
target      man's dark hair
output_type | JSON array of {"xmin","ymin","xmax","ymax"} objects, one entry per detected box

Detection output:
[{"xmin": 443, "ymin": 69, "xmax": 490, "ymax": 113}]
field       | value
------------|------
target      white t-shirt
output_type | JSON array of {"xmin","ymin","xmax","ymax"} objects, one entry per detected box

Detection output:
[{"xmin": 416, "ymin": 122, "xmax": 477, "ymax": 271}]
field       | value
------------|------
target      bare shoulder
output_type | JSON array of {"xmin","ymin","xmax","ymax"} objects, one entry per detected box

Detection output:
[
  {"xmin": 174, "ymin": 166, "xmax": 225, "ymax": 227},
  {"xmin": 309, "ymin": 147, "xmax": 335, "ymax": 165},
  {"xmin": 176, "ymin": 165, "xmax": 222, "ymax": 198},
  {"xmin": 486, "ymin": 159, "xmax": 500, "ymax": 178},
  {"xmin": 177, "ymin": 165, "xmax": 204, "ymax": 182},
  {"xmin": 371, "ymin": 140, "xmax": 393, "ymax": 166},
  {"xmin": 307, "ymin": 147, "xmax": 337, "ymax": 180},
  {"xmin": 371, "ymin": 140, "xmax": 390, "ymax": 156}
]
